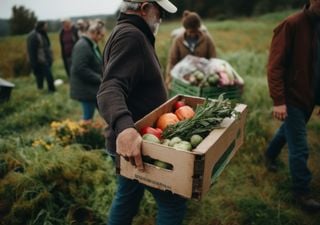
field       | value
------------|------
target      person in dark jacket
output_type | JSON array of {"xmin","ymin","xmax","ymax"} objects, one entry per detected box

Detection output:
[
  {"xmin": 70, "ymin": 19, "xmax": 105, "ymax": 123},
  {"xmin": 265, "ymin": 0, "xmax": 320, "ymax": 212},
  {"xmin": 76, "ymin": 19, "xmax": 89, "ymax": 37},
  {"xmin": 96, "ymin": 1, "xmax": 187, "ymax": 224},
  {"xmin": 27, "ymin": 21, "xmax": 55, "ymax": 92},
  {"xmin": 59, "ymin": 18, "xmax": 79, "ymax": 77}
]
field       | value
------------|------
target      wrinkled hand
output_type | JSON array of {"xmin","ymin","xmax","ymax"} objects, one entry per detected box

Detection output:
[
  {"xmin": 273, "ymin": 105, "xmax": 287, "ymax": 121},
  {"xmin": 116, "ymin": 128, "xmax": 144, "ymax": 171}
]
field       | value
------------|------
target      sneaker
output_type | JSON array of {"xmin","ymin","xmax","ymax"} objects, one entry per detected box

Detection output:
[
  {"xmin": 264, "ymin": 154, "xmax": 278, "ymax": 172},
  {"xmin": 295, "ymin": 194, "xmax": 320, "ymax": 212}
]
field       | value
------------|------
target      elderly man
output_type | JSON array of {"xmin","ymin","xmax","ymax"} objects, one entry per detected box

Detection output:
[
  {"xmin": 59, "ymin": 18, "xmax": 79, "ymax": 77},
  {"xmin": 97, "ymin": 1, "xmax": 187, "ymax": 224},
  {"xmin": 265, "ymin": 0, "xmax": 320, "ymax": 212}
]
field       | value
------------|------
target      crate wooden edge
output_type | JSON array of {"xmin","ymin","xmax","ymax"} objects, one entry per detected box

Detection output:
[
  {"xmin": 119, "ymin": 142, "xmax": 196, "ymax": 198},
  {"xmin": 198, "ymin": 104, "xmax": 248, "ymax": 198}
]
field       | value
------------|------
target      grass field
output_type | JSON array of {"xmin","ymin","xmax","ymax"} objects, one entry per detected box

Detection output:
[{"xmin": 0, "ymin": 10, "xmax": 319, "ymax": 225}]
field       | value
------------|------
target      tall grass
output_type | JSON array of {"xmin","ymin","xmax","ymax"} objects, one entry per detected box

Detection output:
[{"xmin": 0, "ymin": 10, "xmax": 319, "ymax": 225}]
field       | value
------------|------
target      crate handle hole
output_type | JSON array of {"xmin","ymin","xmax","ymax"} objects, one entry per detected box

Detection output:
[{"xmin": 142, "ymin": 155, "xmax": 173, "ymax": 171}]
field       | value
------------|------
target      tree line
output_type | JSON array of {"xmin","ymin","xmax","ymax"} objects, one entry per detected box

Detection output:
[
  {"xmin": 173, "ymin": 0, "xmax": 307, "ymax": 18},
  {"xmin": 5, "ymin": 0, "xmax": 308, "ymax": 36}
]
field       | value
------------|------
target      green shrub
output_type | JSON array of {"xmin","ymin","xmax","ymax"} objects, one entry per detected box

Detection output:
[
  {"xmin": 0, "ymin": 145, "xmax": 113, "ymax": 225},
  {"xmin": 12, "ymin": 53, "xmax": 31, "ymax": 77}
]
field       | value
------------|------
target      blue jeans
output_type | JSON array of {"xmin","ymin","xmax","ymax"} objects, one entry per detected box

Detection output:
[
  {"xmin": 80, "ymin": 101, "xmax": 96, "ymax": 120},
  {"xmin": 107, "ymin": 175, "xmax": 187, "ymax": 225},
  {"xmin": 265, "ymin": 105, "xmax": 312, "ymax": 194}
]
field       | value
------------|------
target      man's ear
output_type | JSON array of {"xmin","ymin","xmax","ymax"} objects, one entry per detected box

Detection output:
[{"xmin": 140, "ymin": 2, "xmax": 151, "ymax": 16}]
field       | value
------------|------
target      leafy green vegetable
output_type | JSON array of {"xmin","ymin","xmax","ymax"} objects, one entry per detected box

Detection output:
[{"xmin": 162, "ymin": 95, "xmax": 237, "ymax": 140}]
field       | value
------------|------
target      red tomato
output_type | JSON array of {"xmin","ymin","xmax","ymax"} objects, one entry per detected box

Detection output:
[
  {"xmin": 140, "ymin": 126, "xmax": 162, "ymax": 139},
  {"xmin": 155, "ymin": 128, "xmax": 163, "ymax": 134},
  {"xmin": 173, "ymin": 101, "xmax": 186, "ymax": 110}
]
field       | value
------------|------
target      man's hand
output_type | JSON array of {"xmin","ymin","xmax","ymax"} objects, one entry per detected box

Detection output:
[
  {"xmin": 116, "ymin": 128, "xmax": 144, "ymax": 171},
  {"xmin": 273, "ymin": 105, "xmax": 287, "ymax": 121}
]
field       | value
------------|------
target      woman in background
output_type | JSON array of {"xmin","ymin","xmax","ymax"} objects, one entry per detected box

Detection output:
[
  {"xmin": 70, "ymin": 19, "xmax": 106, "ymax": 123},
  {"xmin": 166, "ymin": 10, "xmax": 217, "ymax": 87}
]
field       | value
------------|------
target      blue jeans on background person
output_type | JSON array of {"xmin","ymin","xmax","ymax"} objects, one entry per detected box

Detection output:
[
  {"xmin": 107, "ymin": 175, "xmax": 187, "ymax": 225},
  {"xmin": 80, "ymin": 101, "xmax": 96, "ymax": 121},
  {"xmin": 265, "ymin": 105, "xmax": 313, "ymax": 194}
]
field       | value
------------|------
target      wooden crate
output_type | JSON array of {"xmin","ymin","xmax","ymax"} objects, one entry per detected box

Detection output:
[{"xmin": 116, "ymin": 95, "xmax": 248, "ymax": 199}]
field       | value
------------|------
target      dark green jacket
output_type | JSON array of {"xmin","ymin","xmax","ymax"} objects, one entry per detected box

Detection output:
[
  {"xmin": 26, "ymin": 29, "xmax": 53, "ymax": 69},
  {"xmin": 70, "ymin": 36, "xmax": 102, "ymax": 101}
]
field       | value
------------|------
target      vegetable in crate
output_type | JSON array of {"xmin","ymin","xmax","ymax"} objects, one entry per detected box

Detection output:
[
  {"xmin": 140, "ymin": 126, "xmax": 162, "ymax": 139},
  {"xmin": 173, "ymin": 100, "xmax": 186, "ymax": 110},
  {"xmin": 173, "ymin": 141, "xmax": 192, "ymax": 151},
  {"xmin": 190, "ymin": 134, "xmax": 203, "ymax": 148},
  {"xmin": 175, "ymin": 105, "xmax": 195, "ymax": 120},
  {"xmin": 142, "ymin": 133, "xmax": 160, "ymax": 143},
  {"xmin": 162, "ymin": 95, "xmax": 237, "ymax": 140},
  {"xmin": 156, "ymin": 113, "xmax": 179, "ymax": 130},
  {"xmin": 169, "ymin": 136, "xmax": 182, "ymax": 146}
]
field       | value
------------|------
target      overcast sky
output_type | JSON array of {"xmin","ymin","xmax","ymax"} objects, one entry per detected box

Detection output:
[{"xmin": 0, "ymin": 0, "xmax": 122, "ymax": 20}]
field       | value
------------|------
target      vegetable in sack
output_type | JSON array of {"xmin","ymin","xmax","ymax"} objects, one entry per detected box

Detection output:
[
  {"xmin": 193, "ymin": 70, "xmax": 205, "ymax": 81},
  {"xmin": 207, "ymin": 73, "xmax": 219, "ymax": 86}
]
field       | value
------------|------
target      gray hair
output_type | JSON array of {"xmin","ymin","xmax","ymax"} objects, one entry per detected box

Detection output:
[
  {"xmin": 87, "ymin": 19, "xmax": 105, "ymax": 33},
  {"xmin": 119, "ymin": 2, "xmax": 141, "ymax": 12}
]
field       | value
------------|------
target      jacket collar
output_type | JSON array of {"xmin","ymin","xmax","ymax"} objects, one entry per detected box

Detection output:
[
  {"xmin": 181, "ymin": 30, "xmax": 206, "ymax": 51},
  {"xmin": 117, "ymin": 13, "xmax": 155, "ymax": 47},
  {"xmin": 304, "ymin": 4, "xmax": 320, "ymax": 24},
  {"xmin": 82, "ymin": 36, "xmax": 95, "ymax": 48}
]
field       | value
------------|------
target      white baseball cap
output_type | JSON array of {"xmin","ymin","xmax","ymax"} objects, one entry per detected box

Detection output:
[{"xmin": 124, "ymin": 0, "xmax": 177, "ymax": 13}]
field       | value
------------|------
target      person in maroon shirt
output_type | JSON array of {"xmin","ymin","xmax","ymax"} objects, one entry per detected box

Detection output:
[
  {"xmin": 265, "ymin": 0, "xmax": 320, "ymax": 212},
  {"xmin": 59, "ymin": 18, "xmax": 79, "ymax": 77}
]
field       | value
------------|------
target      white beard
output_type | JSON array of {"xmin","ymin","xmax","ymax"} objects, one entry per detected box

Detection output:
[
  {"xmin": 152, "ymin": 22, "xmax": 160, "ymax": 36},
  {"xmin": 146, "ymin": 16, "xmax": 161, "ymax": 36}
]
